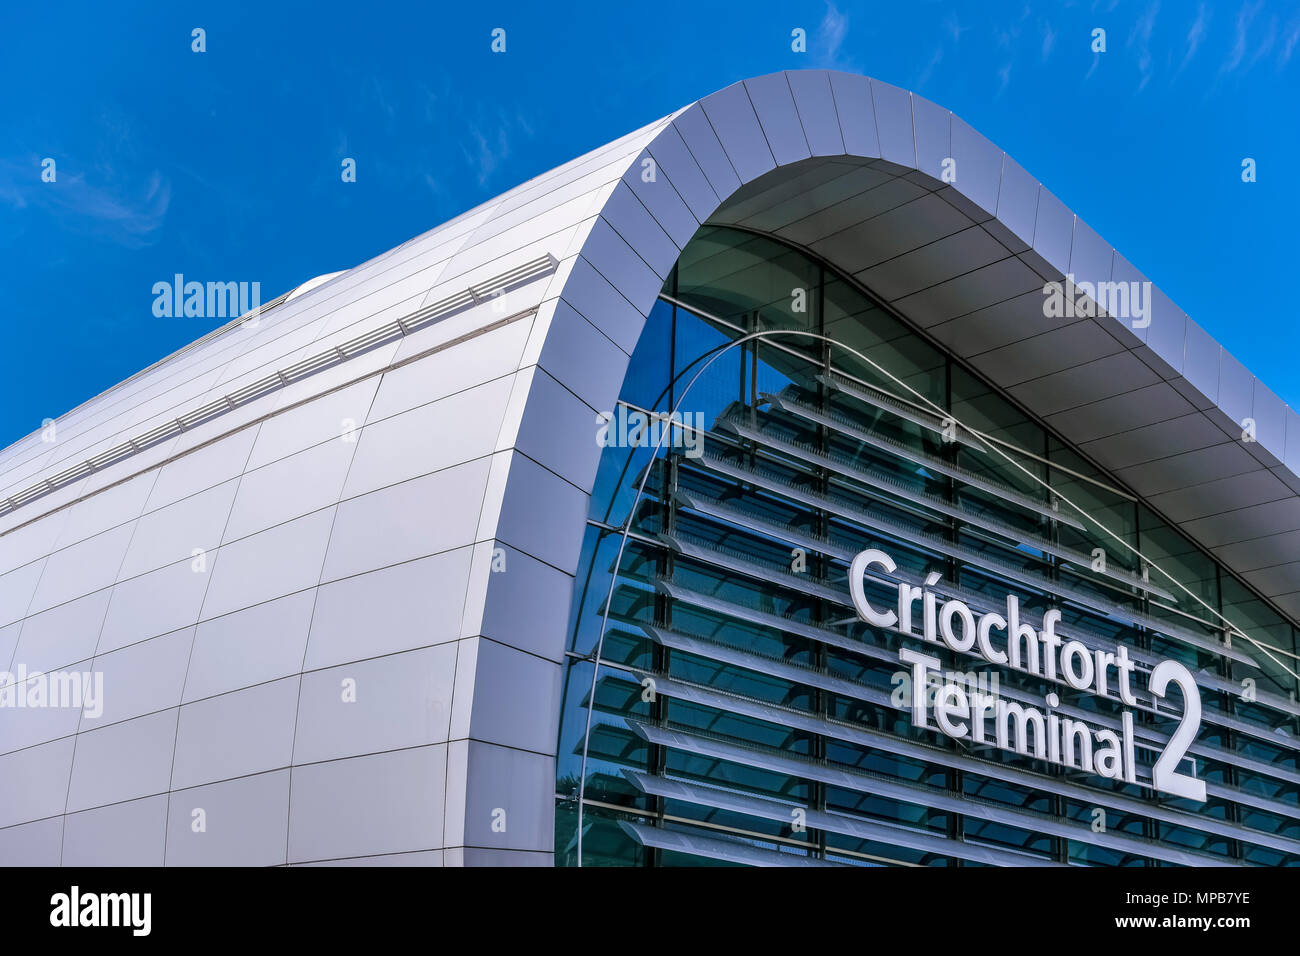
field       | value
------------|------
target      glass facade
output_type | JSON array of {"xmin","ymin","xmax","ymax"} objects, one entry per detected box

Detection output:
[{"xmin": 555, "ymin": 226, "xmax": 1300, "ymax": 867}]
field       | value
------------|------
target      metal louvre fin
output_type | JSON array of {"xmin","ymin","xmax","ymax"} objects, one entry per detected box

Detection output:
[
  {"xmin": 691, "ymin": 450, "xmax": 1177, "ymax": 603},
  {"xmin": 627, "ymin": 720, "xmax": 1244, "ymax": 868},
  {"xmin": 622, "ymin": 662, "xmax": 1300, "ymax": 848},
  {"xmin": 616, "ymin": 819, "xmax": 844, "ymax": 867},
  {"xmin": 759, "ymin": 390, "xmax": 1085, "ymax": 529},
  {"xmin": 674, "ymin": 482, "xmax": 1243, "ymax": 670},
  {"xmin": 623, "ymin": 771, "xmax": 1065, "ymax": 867},
  {"xmin": 817, "ymin": 371, "xmax": 987, "ymax": 452},
  {"xmin": 652, "ymin": 571, "xmax": 1294, "ymax": 763},
  {"xmin": 662, "ymin": 516, "xmax": 1252, "ymax": 672},
  {"xmin": 640, "ymin": 623, "xmax": 895, "ymax": 710}
]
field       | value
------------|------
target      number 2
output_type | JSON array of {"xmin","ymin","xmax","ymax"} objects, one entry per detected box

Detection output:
[{"xmin": 1149, "ymin": 660, "xmax": 1206, "ymax": 803}]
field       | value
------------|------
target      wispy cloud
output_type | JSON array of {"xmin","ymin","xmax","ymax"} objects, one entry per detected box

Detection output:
[
  {"xmin": 1222, "ymin": 0, "xmax": 1262, "ymax": 74},
  {"xmin": 918, "ymin": 45, "xmax": 944, "ymax": 87},
  {"xmin": 1129, "ymin": 1, "xmax": 1161, "ymax": 92},
  {"xmin": 996, "ymin": 61, "xmax": 1013, "ymax": 96},
  {"xmin": 1282, "ymin": 18, "xmax": 1300, "ymax": 66},
  {"xmin": 1247, "ymin": 13, "xmax": 1278, "ymax": 69},
  {"xmin": 459, "ymin": 110, "xmax": 534, "ymax": 188},
  {"xmin": 1178, "ymin": 2, "xmax": 1211, "ymax": 73},
  {"xmin": 0, "ymin": 158, "xmax": 170, "ymax": 248},
  {"xmin": 943, "ymin": 12, "xmax": 966, "ymax": 44},
  {"xmin": 917, "ymin": 11, "xmax": 967, "ymax": 87},
  {"xmin": 992, "ymin": 7, "xmax": 1030, "ymax": 97},
  {"xmin": 362, "ymin": 75, "xmax": 397, "ymax": 128},
  {"xmin": 461, "ymin": 124, "xmax": 510, "ymax": 188},
  {"xmin": 814, "ymin": 2, "xmax": 852, "ymax": 69}
]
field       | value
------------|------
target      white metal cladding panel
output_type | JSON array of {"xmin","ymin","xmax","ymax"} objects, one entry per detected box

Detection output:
[
  {"xmin": 121, "ymin": 479, "xmax": 240, "ymax": 579},
  {"xmin": 368, "ymin": 319, "xmax": 532, "ymax": 422},
  {"xmin": 171, "ymin": 678, "xmax": 300, "ymax": 790},
  {"xmin": 319, "ymin": 460, "xmax": 489, "ymax": 582},
  {"xmin": 247, "ymin": 377, "xmax": 382, "ymax": 469},
  {"xmin": 547, "ymin": 254, "xmax": 647, "ymax": 353},
  {"xmin": 81, "ymin": 437, "xmax": 181, "ymax": 498},
  {"xmin": 744, "ymin": 73, "xmax": 812, "ymax": 167},
  {"xmin": 0, "ymin": 676, "xmax": 82, "ymax": 754},
  {"xmin": 97, "ymin": 559, "xmax": 208, "ymax": 655},
  {"xmin": 291, "ymin": 644, "xmax": 457, "ymax": 764},
  {"xmin": 911, "ymin": 94, "xmax": 951, "ymax": 182},
  {"xmin": 305, "ymin": 548, "xmax": 471, "ymax": 669},
  {"xmin": 10, "ymin": 589, "xmax": 111, "ymax": 675},
  {"xmin": 50, "ymin": 471, "xmax": 153, "ymax": 551},
  {"xmin": 183, "ymin": 591, "xmax": 315, "ymax": 702},
  {"xmin": 165, "ymin": 771, "xmax": 291, "ymax": 866},
  {"xmin": 88, "ymin": 626, "xmax": 192, "ymax": 726},
  {"xmin": 65, "ymin": 709, "xmax": 178, "ymax": 813},
  {"xmin": 788, "ymin": 70, "xmax": 844, "ymax": 157},
  {"xmin": 297, "ymin": 850, "xmax": 446, "ymax": 866},
  {"xmin": 210, "ymin": 321, "xmax": 331, "ymax": 390},
  {"xmin": 220, "ymin": 438, "xmax": 355, "ymax": 542},
  {"xmin": 27, "ymin": 523, "xmax": 134, "ymax": 616},
  {"xmin": 618, "ymin": 158, "xmax": 699, "ymax": 251},
  {"xmin": 600, "ymin": 182, "xmax": 681, "ymax": 278},
  {"xmin": 642, "ymin": 122, "xmax": 719, "ymax": 221},
  {"xmin": 287, "ymin": 744, "xmax": 448, "ymax": 863},
  {"xmin": 513, "ymin": 368, "xmax": 604, "ymax": 490},
  {"xmin": 0, "ymin": 738, "xmax": 73, "ymax": 828},
  {"xmin": 870, "ymin": 78, "xmax": 915, "ymax": 167},
  {"xmin": 700, "ymin": 82, "xmax": 777, "ymax": 185},
  {"xmin": 459, "ymin": 740, "xmax": 555, "ymax": 853},
  {"xmin": 529, "ymin": 298, "xmax": 632, "ymax": 412},
  {"xmin": 672, "ymin": 103, "xmax": 742, "ymax": 199},
  {"xmin": 144, "ymin": 426, "xmax": 258, "ymax": 511},
  {"xmin": 0, "ymin": 816, "xmax": 62, "ymax": 865},
  {"xmin": 199, "ymin": 508, "xmax": 334, "ymax": 620},
  {"xmin": 473, "ymin": 544, "xmax": 573, "ymax": 664},
  {"xmin": 340, "ymin": 378, "xmax": 514, "ymax": 499},
  {"xmin": 0, "ymin": 623, "xmax": 19, "ymax": 673},
  {"xmin": 62, "ymin": 795, "xmax": 168, "ymax": 866}
]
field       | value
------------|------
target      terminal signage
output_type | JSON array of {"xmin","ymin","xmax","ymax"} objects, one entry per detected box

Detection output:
[{"xmin": 849, "ymin": 548, "xmax": 1206, "ymax": 802}]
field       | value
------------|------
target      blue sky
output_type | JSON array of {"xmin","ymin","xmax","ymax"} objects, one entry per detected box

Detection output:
[{"xmin": 1, "ymin": 0, "xmax": 1297, "ymax": 448}]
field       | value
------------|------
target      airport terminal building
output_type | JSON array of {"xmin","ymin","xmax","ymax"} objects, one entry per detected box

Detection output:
[{"xmin": 1, "ymin": 70, "xmax": 1298, "ymax": 867}]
